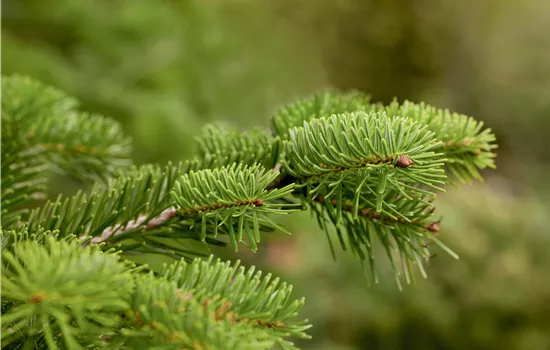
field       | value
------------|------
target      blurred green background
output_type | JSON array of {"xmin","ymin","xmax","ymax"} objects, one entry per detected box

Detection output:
[{"xmin": 3, "ymin": 0, "xmax": 550, "ymax": 349}]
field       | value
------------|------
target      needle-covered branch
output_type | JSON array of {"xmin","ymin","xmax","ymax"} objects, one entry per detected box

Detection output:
[
  {"xmin": 373, "ymin": 100, "xmax": 497, "ymax": 183},
  {"xmin": 1, "ymin": 230, "xmax": 309, "ymax": 349},
  {"xmin": 1, "ymin": 123, "xmax": 49, "ymax": 227},
  {"xmin": 122, "ymin": 256, "xmax": 310, "ymax": 349},
  {"xmin": 1, "ymin": 231, "xmax": 134, "ymax": 349},
  {"xmin": 283, "ymin": 112, "xmax": 446, "ymax": 213},
  {"xmin": 16, "ymin": 161, "xmax": 210, "ymax": 260},
  {"xmin": 1, "ymin": 75, "xmax": 132, "ymax": 181},
  {"xmin": 171, "ymin": 163, "xmax": 298, "ymax": 251},
  {"xmin": 13, "ymin": 161, "xmax": 294, "ymax": 259},
  {"xmin": 310, "ymin": 188, "xmax": 456, "ymax": 290},
  {"xmin": 1, "ymin": 75, "xmax": 499, "ymax": 350},
  {"xmin": 272, "ymin": 90, "xmax": 372, "ymax": 138},
  {"xmin": 273, "ymin": 90, "xmax": 497, "ymax": 183},
  {"xmin": 196, "ymin": 123, "xmax": 281, "ymax": 169}
]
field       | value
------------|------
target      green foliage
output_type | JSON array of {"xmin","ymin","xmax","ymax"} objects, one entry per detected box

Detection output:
[
  {"xmin": 196, "ymin": 124, "xmax": 280, "ymax": 169},
  {"xmin": 1, "ymin": 231, "xmax": 134, "ymax": 349},
  {"xmin": 123, "ymin": 274, "xmax": 276, "ymax": 350},
  {"xmin": 310, "ymin": 189, "xmax": 451, "ymax": 289},
  {"xmin": 1, "ymin": 229, "xmax": 308, "ymax": 349},
  {"xmin": 276, "ymin": 112, "xmax": 450, "ymax": 284},
  {"xmin": 1, "ymin": 75, "xmax": 497, "ymax": 348},
  {"xmin": 3, "ymin": 1, "xmax": 547, "ymax": 348},
  {"xmin": 282, "ymin": 112, "xmax": 446, "ymax": 196},
  {"xmin": 1, "ymin": 133, "xmax": 48, "ymax": 228},
  {"xmin": 171, "ymin": 163, "xmax": 297, "ymax": 251},
  {"xmin": 22, "ymin": 161, "xmax": 200, "ymax": 254},
  {"xmin": 272, "ymin": 90, "xmax": 372, "ymax": 138},
  {"xmin": 372, "ymin": 100, "xmax": 498, "ymax": 183},
  {"xmin": 162, "ymin": 256, "xmax": 309, "ymax": 340},
  {"xmin": 1, "ymin": 75, "xmax": 132, "ymax": 181},
  {"xmin": 0, "ymin": 75, "xmax": 130, "ymax": 229},
  {"xmin": 274, "ymin": 90, "xmax": 497, "ymax": 184},
  {"xmin": 16, "ymin": 160, "xmax": 295, "ymax": 260}
]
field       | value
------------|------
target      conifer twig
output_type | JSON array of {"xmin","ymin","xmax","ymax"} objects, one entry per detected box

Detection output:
[
  {"xmin": 80, "ymin": 209, "xmax": 178, "ymax": 244},
  {"xmin": 80, "ymin": 164, "xmax": 287, "ymax": 245}
]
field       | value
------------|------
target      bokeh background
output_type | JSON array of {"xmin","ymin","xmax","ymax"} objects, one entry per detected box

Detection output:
[{"xmin": 3, "ymin": 0, "xmax": 550, "ymax": 349}]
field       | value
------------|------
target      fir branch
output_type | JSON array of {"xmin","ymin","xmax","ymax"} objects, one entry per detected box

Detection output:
[
  {"xmin": 1, "ymin": 75, "xmax": 132, "ymax": 181},
  {"xmin": 1, "ymin": 232, "xmax": 134, "ymax": 349},
  {"xmin": 196, "ymin": 123, "xmax": 281, "ymax": 169},
  {"xmin": 120, "ymin": 256, "xmax": 310, "ymax": 349},
  {"xmin": 16, "ymin": 161, "xmax": 295, "ymax": 258},
  {"xmin": 272, "ymin": 89, "xmax": 372, "ymax": 138},
  {"xmin": 20, "ymin": 161, "xmax": 224, "ymax": 260},
  {"xmin": 171, "ymin": 163, "xmax": 299, "ymax": 251},
  {"xmin": 1, "ymin": 123, "xmax": 49, "ymax": 227},
  {"xmin": 122, "ymin": 276, "xmax": 277, "ymax": 350},
  {"xmin": 272, "ymin": 131, "xmax": 450, "ymax": 287},
  {"xmin": 310, "ymin": 189, "xmax": 454, "ymax": 289},
  {"xmin": 1, "ymin": 230, "xmax": 308, "ymax": 349},
  {"xmin": 313, "ymin": 194, "xmax": 435, "ymax": 229},
  {"xmin": 272, "ymin": 90, "xmax": 497, "ymax": 184},
  {"xmin": 162, "ymin": 256, "xmax": 310, "ymax": 338},
  {"xmin": 372, "ymin": 100, "xmax": 498, "ymax": 183},
  {"xmin": 87, "ymin": 161, "xmax": 293, "ymax": 247},
  {"xmin": 0, "ymin": 75, "xmax": 501, "ymax": 349},
  {"xmin": 283, "ymin": 112, "xmax": 446, "ymax": 216}
]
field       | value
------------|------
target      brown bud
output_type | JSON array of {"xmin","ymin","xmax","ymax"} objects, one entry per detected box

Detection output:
[
  {"xmin": 29, "ymin": 291, "xmax": 47, "ymax": 304},
  {"xmin": 135, "ymin": 312, "xmax": 143, "ymax": 326},
  {"xmin": 427, "ymin": 221, "xmax": 440, "ymax": 232},
  {"xmin": 395, "ymin": 154, "xmax": 414, "ymax": 168},
  {"xmin": 457, "ymin": 138, "xmax": 473, "ymax": 147}
]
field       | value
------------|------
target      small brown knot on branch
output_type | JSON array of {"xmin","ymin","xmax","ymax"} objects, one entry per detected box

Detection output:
[
  {"xmin": 395, "ymin": 154, "xmax": 414, "ymax": 168},
  {"xmin": 29, "ymin": 291, "xmax": 47, "ymax": 304},
  {"xmin": 134, "ymin": 311, "xmax": 144, "ymax": 327},
  {"xmin": 426, "ymin": 221, "xmax": 440, "ymax": 233}
]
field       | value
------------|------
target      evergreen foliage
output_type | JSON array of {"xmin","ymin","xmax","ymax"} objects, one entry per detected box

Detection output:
[
  {"xmin": 1, "ymin": 75, "xmax": 498, "ymax": 349},
  {"xmin": 1, "ymin": 76, "xmax": 132, "ymax": 181},
  {"xmin": 196, "ymin": 124, "xmax": 280, "ymax": 169},
  {"xmin": 273, "ymin": 91, "xmax": 497, "ymax": 183}
]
